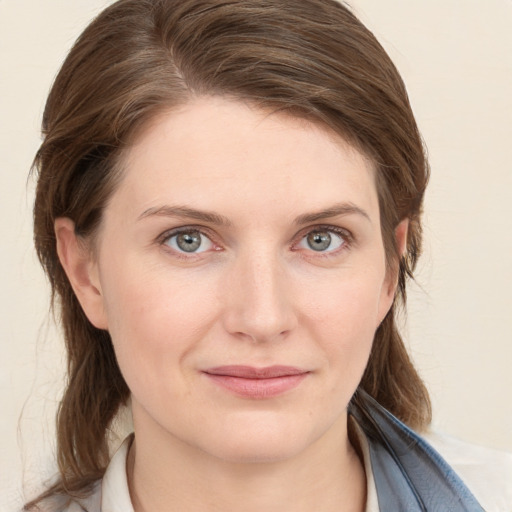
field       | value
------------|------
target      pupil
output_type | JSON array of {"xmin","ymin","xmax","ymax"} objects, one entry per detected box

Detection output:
[
  {"xmin": 307, "ymin": 232, "xmax": 331, "ymax": 251},
  {"xmin": 177, "ymin": 232, "xmax": 201, "ymax": 252}
]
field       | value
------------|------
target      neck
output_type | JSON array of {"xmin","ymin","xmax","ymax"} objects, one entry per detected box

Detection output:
[{"xmin": 127, "ymin": 412, "xmax": 366, "ymax": 512}]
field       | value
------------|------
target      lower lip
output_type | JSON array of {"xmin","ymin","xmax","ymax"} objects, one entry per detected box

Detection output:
[{"xmin": 204, "ymin": 373, "xmax": 308, "ymax": 399}]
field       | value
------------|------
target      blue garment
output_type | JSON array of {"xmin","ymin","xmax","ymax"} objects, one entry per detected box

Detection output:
[{"xmin": 349, "ymin": 390, "xmax": 485, "ymax": 511}]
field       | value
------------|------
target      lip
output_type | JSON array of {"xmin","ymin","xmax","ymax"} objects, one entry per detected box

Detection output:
[{"xmin": 203, "ymin": 365, "xmax": 309, "ymax": 399}]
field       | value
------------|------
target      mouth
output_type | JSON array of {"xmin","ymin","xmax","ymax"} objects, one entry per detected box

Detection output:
[{"xmin": 203, "ymin": 365, "xmax": 310, "ymax": 399}]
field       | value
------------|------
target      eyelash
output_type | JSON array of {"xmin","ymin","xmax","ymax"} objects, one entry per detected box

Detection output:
[
  {"xmin": 292, "ymin": 225, "xmax": 353, "ymax": 259},
  {"xmin": 157, "ymin": 224, "xmax": 354, "ymax": 259},
  {"xmin": 157, "ymin": 226, "xmax": 220, "ymax": 259}
]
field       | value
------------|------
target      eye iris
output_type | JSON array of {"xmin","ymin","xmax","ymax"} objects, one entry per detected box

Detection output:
[
  {"xmin": 307, "ymin": 231, "xmax": 332, "ymax": 251},
  {"xmin": 176, "ymin": 232, "xmax": 202, "ymax": 252}
]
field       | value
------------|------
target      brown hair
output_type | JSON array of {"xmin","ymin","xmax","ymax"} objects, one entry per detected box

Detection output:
[{"xmin": 28, "ymin": 0, "xmax": 430, "ymax": 506}]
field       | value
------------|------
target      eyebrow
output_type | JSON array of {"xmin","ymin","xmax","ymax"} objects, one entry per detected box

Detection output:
[
  {"xmin": 138, "ymin": 205, "xmax": 232, "ymax": 226},
  {"xmin": 138, "ymin": 202, "xmax": 370, "ymax": 226},
  {"xmin": 293, "ymin": 202, "xmax": 371, "ymax": 225}
]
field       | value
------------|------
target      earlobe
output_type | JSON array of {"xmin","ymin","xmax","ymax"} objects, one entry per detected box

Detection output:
[{"xmin": 55, "ymin": 218, "xmax": 108, "ymax": 329}]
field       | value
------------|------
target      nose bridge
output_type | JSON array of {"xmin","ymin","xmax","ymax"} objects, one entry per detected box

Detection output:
[{"xmin": 224, "ymin": 245, "xmax": 297, "ymax": 342}]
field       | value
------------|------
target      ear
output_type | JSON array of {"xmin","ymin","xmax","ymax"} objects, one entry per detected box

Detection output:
[
  {"xmin": 55, "ymin": 218, "xmax": 109, "ymax": 329},
  {"xmin": 394, "ymin": 218, "xmax": 409, "ymax": 260},
  {"xmin": 377, "ymin": 218, "xmax": 409, "ymax": 322}
]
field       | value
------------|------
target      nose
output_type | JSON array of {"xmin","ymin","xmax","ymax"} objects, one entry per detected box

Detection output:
[{"xmin": 222, "ymin": 250, "xmax": 298, "ymax": 343}]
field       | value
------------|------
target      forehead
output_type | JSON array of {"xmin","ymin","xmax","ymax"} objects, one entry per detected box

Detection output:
[{"xmin": 112, "ymin": 96, "xmax": 379, "ymax": 223}]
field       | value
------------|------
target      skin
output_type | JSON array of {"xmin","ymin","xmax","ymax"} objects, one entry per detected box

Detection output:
[{"xmin": 56, "ymin": 97, "xmax": 407, "ymax": 512}]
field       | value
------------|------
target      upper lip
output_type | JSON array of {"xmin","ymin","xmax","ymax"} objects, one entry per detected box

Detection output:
[{"xmin": 204, "ymin": 365, "xmax": 308, "ymax": 379}]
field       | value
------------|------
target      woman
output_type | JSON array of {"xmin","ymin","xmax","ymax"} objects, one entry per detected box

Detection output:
[{"xmin": 24, "ymin": 0, "xmax": 510, "ymax": 510}]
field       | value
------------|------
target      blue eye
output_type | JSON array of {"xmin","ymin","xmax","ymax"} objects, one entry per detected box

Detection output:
[
  {"xmin": 165, "ymin": 230, "xmax": 213, "ymax": 253},
  {"xmin": 298, "ymin": 230, "xmax": 345, "ymax": 252}
]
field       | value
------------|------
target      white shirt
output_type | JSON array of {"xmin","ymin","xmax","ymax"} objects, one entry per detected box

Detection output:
[{"xmin": 55, "ymin": 430, "xmax": 512, "ymax": 512}]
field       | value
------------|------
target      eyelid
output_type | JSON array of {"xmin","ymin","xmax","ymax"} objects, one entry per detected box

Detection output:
[
  {"xmin": 155, "ymin": 223, "xmax": 354, "ymax": 257},
  {"xmin": 157, "ymin": 225, "xmax": 221, "ymax": 253},
  {"xmin": 292, "ymin": 224, "xmax": 354, "ymax": 254}
]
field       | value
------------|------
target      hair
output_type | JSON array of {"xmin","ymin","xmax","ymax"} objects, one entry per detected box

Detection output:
[{"xmin": 27, "ymin": 0, "xmax": 430, "ymax": 507}]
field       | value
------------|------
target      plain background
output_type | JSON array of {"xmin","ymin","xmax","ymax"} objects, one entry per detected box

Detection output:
[{"xmin": 1, "ymin": 0, "xmax": 511, "ymax": 509}]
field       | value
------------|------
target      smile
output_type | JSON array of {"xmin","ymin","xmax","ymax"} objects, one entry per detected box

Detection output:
[{"xmin": 203, "ymin": 365, "xmax": 310, "ymax": 399}]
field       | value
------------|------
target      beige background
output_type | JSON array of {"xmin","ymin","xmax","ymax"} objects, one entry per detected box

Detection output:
[{"xmin": 1, "ymin": 0, "xmax": 511, "ymax": 509}]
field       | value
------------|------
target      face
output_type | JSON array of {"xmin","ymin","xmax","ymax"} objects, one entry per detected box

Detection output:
[{"xmin": 66, "ymin": 97, "xmax": 398, "ymax": 463}]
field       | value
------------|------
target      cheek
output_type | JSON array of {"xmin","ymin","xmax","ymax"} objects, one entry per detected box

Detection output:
[
  {"xmin": 301, "ymin": 269, "xmax": 387, "ymax": 372},
  {"xmin": 305, "ymin": 269, "xmax": 386, "ymax": 332},
  {"xmin": 99, "ymin": 263, "xmax": 220, "ymax": 389}
]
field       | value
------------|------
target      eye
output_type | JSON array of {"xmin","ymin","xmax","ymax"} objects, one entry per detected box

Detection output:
[
  {"xmin": 164, "ymin": 229, "xmax": 213, "ymax": 254},
  {"xmin": 297, "ymin": 229, "xmax": 346, "ymax": 253}
]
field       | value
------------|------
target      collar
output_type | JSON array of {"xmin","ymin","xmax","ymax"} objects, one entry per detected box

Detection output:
[
  {"xmin": 100, "ymin": 435, "xmax": 134, "ymax": 512},
  {"xmin": 348, "ymin": 390, "xmax": 485, "ymax": 511}
]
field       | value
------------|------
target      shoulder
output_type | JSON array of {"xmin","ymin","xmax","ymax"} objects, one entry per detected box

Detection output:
[
  {"xmin": 34, "ymin": 482, "xmax": 102, "ymax": 512},
  {"xmin": 33, "ymin": 436, "xmax": 133, "ymax": 512},
  {"xmin": 424, "ymin": 430, "xmax": 512, "ymax": 511},
  {"xmin": 350, "ymin": 391, "xmax": 511, "ymax": 511}
]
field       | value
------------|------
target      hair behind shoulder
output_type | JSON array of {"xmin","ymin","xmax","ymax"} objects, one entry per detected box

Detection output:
[{"xmin": 26, "ymin": 0, "xmax": 430, "ymax": 507}]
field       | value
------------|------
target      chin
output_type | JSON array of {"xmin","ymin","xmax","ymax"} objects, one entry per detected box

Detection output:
[
  {"xmin": 197, "ymin": 413, "xmax": 331, "ymax": 465},
  {"xmin": 211, "ymin": 436, "xmax": 309, "ymax": 465}
]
